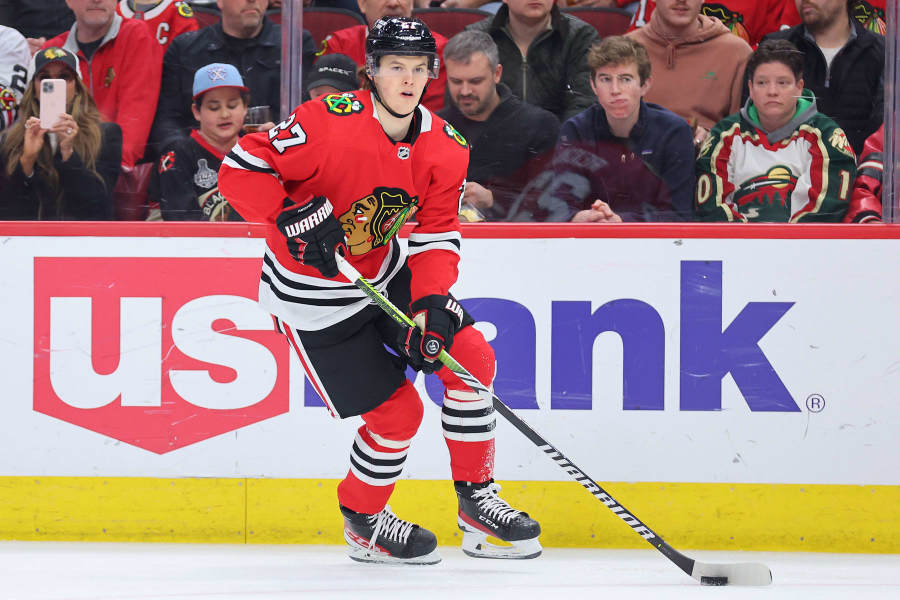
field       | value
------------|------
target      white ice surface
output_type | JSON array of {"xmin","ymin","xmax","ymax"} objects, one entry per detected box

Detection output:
[{"xmin": 1, "ymin": 543, "xmax": 898, "ymax": 600}]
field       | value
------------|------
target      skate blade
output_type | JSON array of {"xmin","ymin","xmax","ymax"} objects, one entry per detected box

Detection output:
[
  {"xmin": 459, "ymin": 528, "xmax": 542, "ymax": 560},
  {"xmin": 347, "ymin": 545, "xmax": 442, "ymax": 565}
]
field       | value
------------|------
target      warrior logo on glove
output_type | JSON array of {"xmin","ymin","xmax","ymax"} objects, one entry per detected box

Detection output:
[{"xmin": 339, "ymin": 187, "xmax": 418, "ymax": 255}]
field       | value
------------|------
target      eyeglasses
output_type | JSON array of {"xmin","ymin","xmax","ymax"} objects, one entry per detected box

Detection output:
[{"xmin": 37, "ymin": 71, "xmax": 75, "ymax": 82}]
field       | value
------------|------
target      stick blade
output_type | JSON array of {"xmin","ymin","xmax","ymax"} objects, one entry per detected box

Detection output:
[{"xmin": 692, "ymin": 561, "xmax": 773, "ymax": 586}]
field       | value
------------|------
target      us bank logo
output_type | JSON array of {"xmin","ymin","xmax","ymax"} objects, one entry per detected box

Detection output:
[
  {"xmin": 414, "ymin": 260, "xmax": 801, "ymax": 413},
  {"xmin": 33, "ymin": 257, "xmax": 290, "ymax": 454}
]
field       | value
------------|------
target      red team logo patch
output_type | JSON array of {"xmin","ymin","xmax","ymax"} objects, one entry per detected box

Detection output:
[{"xmin": 33, "ymin": 257, "xmax": 290, "ymax": 454}]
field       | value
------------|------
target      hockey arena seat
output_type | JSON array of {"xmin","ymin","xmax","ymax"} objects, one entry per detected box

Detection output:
[
  {"xmin": 266, "ymin": 9, "xmax": 282, "ymax": 25},
  {"xmin": 561, "ymin": 7, "xmax": 632, "ymax": 37},
  {"xmin": 190, "ymin": 5, "xmax": 221, "ymax": 29},
  {"xmin": 302, "ymin": 7, "xmax": 367, "ymax": 48},
  {"xmin": 411, "ymin": 8, "xmax": 491, "ymax": 39}
]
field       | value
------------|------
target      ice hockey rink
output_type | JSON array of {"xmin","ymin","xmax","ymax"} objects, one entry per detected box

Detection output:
[{"xmin": 2, "ymin": 542, "xmax": 897, "ymax": 600}]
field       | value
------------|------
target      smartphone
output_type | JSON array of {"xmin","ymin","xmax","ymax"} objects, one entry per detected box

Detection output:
[{"xmin": 39, "ymin": 79, "xmax": 66, "ymax": 130}]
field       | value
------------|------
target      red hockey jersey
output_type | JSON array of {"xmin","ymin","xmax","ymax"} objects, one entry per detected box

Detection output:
[
  {"xmin": 628, "ymin": 0, "xmax": 801, "ymax": 46},
  {"xmin": 845, "ymin": 124, "xmax": 883, "ymax": 223},
  {"xmin": 218, "ymin": 91, "xmax": 469, "ymax": 331},
  {"xmin": 117, "ymin": 0, "xmax": 198, "ymax": 50},
  {"xmin": 318, "ymin": 24, "xmax": 448, "ymax": 112}
]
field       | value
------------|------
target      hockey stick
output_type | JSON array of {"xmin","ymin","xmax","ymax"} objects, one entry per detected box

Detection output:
[{"xmin": 334, "ymin": 253, "xmax": 772, "ymax": 586}]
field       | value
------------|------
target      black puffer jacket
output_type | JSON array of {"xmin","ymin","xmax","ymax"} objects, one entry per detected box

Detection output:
[
  {"xmin": 466, "ymin": 5, "xmax": 599, "ymax": 123},
  {"xmin": 764, "ymin": 19, "xmax": 883, "ymax": 155},
  {"xmin": 149, "ymin": 17, "xmax": 315, "ymax": 156},
  {"xmin": 0, "ymin": 0, "xmax": 74, "ymax": 39}
]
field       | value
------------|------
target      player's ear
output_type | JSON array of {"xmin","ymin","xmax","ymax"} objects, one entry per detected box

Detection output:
[{"xmin": 191, "ymin": 102, "xmax": 201, "ymax": 122}]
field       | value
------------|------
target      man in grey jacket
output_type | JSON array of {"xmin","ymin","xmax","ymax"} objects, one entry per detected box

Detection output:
[{"xmin": 466, "ymin": 0, "xmax": 598, "ymax": 122}]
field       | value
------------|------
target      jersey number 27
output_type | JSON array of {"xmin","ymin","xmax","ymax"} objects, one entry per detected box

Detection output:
[{"xmin": 268, "ymin": 113, "xmax": 307, "ymax": 154}]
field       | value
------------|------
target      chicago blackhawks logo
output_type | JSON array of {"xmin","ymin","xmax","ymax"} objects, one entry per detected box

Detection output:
[
  {"xmin": 339, "ymin": 187, "xmax": 418, "ymax": 255},
  {"xmin": 443, "ymin": 123, "xmax": 467, "ymax": 147},
  {"xmin": 322, "ymin": 93, "xmax": 364, "ymax": 115},
  {"xmin": 176, "ymin": 1, "xmax": 194, "ymax": 18},
  {"xmin": 851, "ymin": 1, "xmax": 886, "ymax": 35},
  {"xmin": 702, "ymin": 4, "xmax": 750, "ymax": 43},
  {"xmin": 733, "ymin": 165, "xmax": 798, "ymax": 216},
  {"xmin": 0, "ymin": 86, "xmax": 17, "ymax": 111}
]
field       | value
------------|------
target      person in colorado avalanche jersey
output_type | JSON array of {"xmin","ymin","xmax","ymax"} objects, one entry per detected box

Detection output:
[{"xmin": 218, "ymin": 16, "xmax": 541, "ymax": 565}]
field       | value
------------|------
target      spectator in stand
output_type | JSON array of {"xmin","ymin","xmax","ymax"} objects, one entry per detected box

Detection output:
[
  {"xmin": 156, "ymin": 63, "xmax": 248, "ymax": 221},
  {"xmin": 626, "ymin": 0, "xmax": 751, "ymax": 148},
  {"xmin": 116, "ymin": 0, "xmax": 199, "ymax": 51},
  {"xmin": 763, "ymin": 0, "xmax": 884, "ymax": 155},
  {"xmin": 626, "ymin": 0, "xmax": 801, "ymax": 46},
  {"xmin": 438, "ymin": 30, "xmax": 558, "ymax": 222},
  {"xmin": 544, "ymin": 36, "xmax": 694, "ymax": 223},
  {"xmin": 43, "ymin": 0, "xmax": 161, "ymax": 168},
  {"xmin": 305, "ymin": 53, "xmax": 359, "ymax": 98},
  {"xmin": 695, "ymin": 39, "xmax": 855, "ymax": 223},
  {"xmin": 466, "ymin": 0, "xmax": 598, "ymax": 122},
  {"xmin": 150, "ymin": 0, "xmax": 314, "ymax": 156},
  {"xmin": 318, "ymin": 0, "xmax": 448, "ymax": 111},
  {"xmin": 845, "ymin": 124, "xmax": 883, "ymax": 223},
  {"xmin": 0, "ymin": 46, "xmax": 121, "ymax": 219},
  {"xmin": 0, "ymin": 0, "xmax": 75, "ymax": 55},
  {"xmin": 0, "ymin": 25, "xmax": 31, "ymax": 131}
]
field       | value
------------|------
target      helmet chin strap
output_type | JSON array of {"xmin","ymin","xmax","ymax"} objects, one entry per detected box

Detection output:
[{"xmin": 371, "ymin": 79, "xmax": 432, "ymax": 119}]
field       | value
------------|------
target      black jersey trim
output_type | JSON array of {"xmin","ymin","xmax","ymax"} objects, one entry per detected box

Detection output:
[{"xmin": 225, "ymin": 149, "xmax": 275, "ymax": 174}]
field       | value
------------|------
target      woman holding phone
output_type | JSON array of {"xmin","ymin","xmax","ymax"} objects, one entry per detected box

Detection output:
[{"xmin": 0, "ymin": 47, "xmax": 121, "ymax": 220}]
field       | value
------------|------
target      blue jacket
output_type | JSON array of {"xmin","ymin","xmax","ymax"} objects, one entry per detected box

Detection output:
[{"xmin": 547, "ymin": 100, "xmax": 695, "ymax": 222}]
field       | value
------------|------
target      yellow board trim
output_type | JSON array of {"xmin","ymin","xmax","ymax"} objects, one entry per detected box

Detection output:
[{"xmin": 1, "ymin": 477, "xmax": 897, "ymax": 553}]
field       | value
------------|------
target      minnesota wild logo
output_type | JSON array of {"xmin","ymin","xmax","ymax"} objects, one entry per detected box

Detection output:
[{"xmin": 733, "ymin": 165, "xmax": 798, "ymax": 217}]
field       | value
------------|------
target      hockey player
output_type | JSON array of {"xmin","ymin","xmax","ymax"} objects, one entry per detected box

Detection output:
[
  {"xmin": 218, "ymin": 16, "xmax": 541, "ymax": 565},
  {"xmin": 116, "ymin": 0, "xmax": 199, "ymax": 50}
]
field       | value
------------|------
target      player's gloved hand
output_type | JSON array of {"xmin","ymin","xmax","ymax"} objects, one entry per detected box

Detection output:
[
  {"xmin": 400, "ymin": 295, "xmax": 465, "ymax": 373},
  {"xmin": 276, "ymin": 196, "xmax": 346, "ymax": 278}
]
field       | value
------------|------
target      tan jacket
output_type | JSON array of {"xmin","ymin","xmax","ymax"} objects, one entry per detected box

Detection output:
[{"xmin": 627, "ymin": 13, "xmax": 752, "ymax": 131}]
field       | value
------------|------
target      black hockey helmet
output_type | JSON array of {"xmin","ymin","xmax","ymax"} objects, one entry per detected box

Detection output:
[{"xmin": 365, "ymin": 16, "xmax": 440, "ymax": 79}]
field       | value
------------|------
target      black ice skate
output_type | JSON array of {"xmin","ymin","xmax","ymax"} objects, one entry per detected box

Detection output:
[
  {"xmin": 340, "ymin": 504, "xmax": 441, "ymax": 565},
  {"xmin": 455, "ymin": 480, "xmax": 542, "ymax": 559}
]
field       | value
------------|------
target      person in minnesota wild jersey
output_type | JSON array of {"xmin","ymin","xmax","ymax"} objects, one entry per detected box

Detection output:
[{"xmin": 694, "ymin": 39, "xmax": 856, "ymax": 223}]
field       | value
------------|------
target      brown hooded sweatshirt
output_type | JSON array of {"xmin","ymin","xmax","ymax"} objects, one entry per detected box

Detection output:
[{"xmin": 627, "ymin": 13, "xmax": 752, "ymax": 131}]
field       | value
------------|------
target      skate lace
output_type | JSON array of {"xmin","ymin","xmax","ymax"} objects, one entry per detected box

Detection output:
[
  {"xmin": 471, "ymin": 483, "xmax": 521, "ymax": 524},
  {"xmin": 367, "ymin": 505, "xmax": 414, "ymax": 550}
]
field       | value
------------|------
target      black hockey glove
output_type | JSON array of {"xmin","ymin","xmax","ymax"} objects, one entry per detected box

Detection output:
[
  {"xmin": 276, "ymin": 196, "xmax": 346, "ymax": 278},
  {"xmin": 400, "ymin": 295, "xmax": 465, "ymax": 373}
]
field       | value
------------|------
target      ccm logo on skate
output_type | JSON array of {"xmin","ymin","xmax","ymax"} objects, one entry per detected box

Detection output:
[
  {"xmin": 284, "ymin": 200, "xmax": 334, "ymax": 237},
  {"xmin": 420, "ymin": 261, "xmax": 801, "ymax": 413},
  {"xmin": 32, "ymin": 257, "xmax": 290, "ymax": 454}
]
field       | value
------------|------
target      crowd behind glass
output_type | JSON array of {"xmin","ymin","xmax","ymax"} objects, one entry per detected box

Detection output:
[{"xmin": 0, "ymin": 0, "xmax": 888, "ymax": 224}]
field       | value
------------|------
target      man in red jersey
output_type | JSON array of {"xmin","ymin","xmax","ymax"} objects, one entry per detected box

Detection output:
[
  {"xmin": 44, "ymin": 0, "xmax": 162, "ymax": 167},
  {"xmin": 218, "ymin": 16, "xmax": 541, "ymax": 566},
  {"xmin": 318, "ymin": 0, "xmax": 448, "ymax": 111},
  {"xmin": 116, "ymin": 0, "xmax": 199, "ymax": 50}
]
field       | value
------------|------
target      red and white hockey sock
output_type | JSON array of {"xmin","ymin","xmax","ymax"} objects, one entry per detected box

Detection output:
[{"xmin": 442, "ymin": 388, "xmax": 496, "ymax": 483}]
